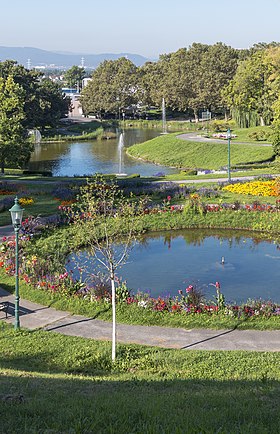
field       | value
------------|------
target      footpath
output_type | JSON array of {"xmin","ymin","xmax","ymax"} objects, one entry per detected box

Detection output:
[{"xmin": 0, "ymin": 287, "xmax": 279, "ymax": 351}]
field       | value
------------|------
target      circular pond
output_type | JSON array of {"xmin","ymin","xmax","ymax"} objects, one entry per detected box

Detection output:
[{"xmin": 67, "ymin": 229, "xmax": 280, "ymax": 303}]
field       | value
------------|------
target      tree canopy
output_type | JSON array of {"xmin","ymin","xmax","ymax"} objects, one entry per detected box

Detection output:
[
  {"xmin": 81, "ymin": 57, "xmax": 138, "ymax": 118},
  {"xmin": 64, "ymin": 65, "xmax": 86, "ymax": 91},
  {"xmin": 0, "ymin": 75, "xmax": 32, "ymax": 172},
  {"xmin": 0, "ymin": 60, "xmax": 70, "ymax": 130}
]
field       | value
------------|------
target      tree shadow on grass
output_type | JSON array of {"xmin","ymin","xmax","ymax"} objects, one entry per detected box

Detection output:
[{"xmin": 0, "ymin": 372, "xmax": 279, "ymax": 434}]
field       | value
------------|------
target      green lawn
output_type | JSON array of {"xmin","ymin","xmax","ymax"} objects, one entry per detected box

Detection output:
[
  {"xmin": 127, "ymin": 133, "xmax": 274, "ymax": 170},
  {"xmin": 0, "ymin": 323, "xmax": 279, "ymax": 434},
  {"xmin": 230, "ymin": 125, "xmax": 272, "ymax": 143},
  {"xmin": 0, "ymin": 194, "xmax": 59, "ymax": 225}
]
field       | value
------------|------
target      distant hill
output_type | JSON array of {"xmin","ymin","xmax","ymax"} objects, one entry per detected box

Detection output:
[{"xmin": 0, "ymin": 46, "xmax": 151, "ymax": 68}]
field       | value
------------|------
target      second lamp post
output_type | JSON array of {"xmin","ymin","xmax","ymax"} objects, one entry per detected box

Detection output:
[{"xmin": 227, "ymin": 128, "xmax": 231, "ymax": 182}]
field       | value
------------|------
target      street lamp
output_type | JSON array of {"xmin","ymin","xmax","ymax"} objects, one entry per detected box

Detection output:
[
  {"xmin": 9, "ymin": 197, "xmax": 24, "ymax": 330},
  {"xmin": 227, "ymin": 128, "xmax": 231, "ymax": 182}
]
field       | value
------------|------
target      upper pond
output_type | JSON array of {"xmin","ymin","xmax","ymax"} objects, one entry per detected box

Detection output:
[
  {"xmin": 68, "ymin": 229, "xmax": 280, "ymax": 303},
  {"xmin": 28, "ymin": 128, "xmax": 178, "ymax": 177}
]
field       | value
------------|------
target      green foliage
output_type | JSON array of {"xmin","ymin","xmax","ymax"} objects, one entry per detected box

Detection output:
[
  {"xmin": 81, "ymin": 57, "xmax": 138, "ymax": 117},
  {"xmin": 0, "ymin": 60, "xmax": 70, "ymax": 131},
  {"xmin": 224, "ymin": 47, "xmax": 280, "ymax": 127},
  {"xmin": 64, "ymin": 65, "xmax": 86, "ymax": 90},
  {"xmin": 248, "ymin": 129, "xmax": 271, "ymax": 141},
  {"xmin": 0, "ymin": 75, "xmax": 32, "ymax": 173}
]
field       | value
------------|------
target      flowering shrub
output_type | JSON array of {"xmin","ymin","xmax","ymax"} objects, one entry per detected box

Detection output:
[
  {"xmin": 19, "ymin": 197, "xmax": 34, "ymax": 206},
  {"xmin": 0, "ymin": 181, "xmax": 19, "ymax": 195},
  {"xmin": 0, "ymin": 230, "xmax": 279, "ymax": 319},
  {"xmin": 222, "ymin": 180, "xmax": 277, "ymax": 197}
]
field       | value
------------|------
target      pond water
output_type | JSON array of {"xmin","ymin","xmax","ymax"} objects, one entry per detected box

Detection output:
[
  {"xmin": 67, "ymin": 229, "xmax": 280, "ymax": 303},
  {"xmin": 28, "ymin": 128, "xmax": 178, "ymax": 177}
]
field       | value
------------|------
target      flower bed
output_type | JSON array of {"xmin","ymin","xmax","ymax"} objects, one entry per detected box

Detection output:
[{"xmin": 222, "ymin": 180, "xmax": 277, "ymax": 197}]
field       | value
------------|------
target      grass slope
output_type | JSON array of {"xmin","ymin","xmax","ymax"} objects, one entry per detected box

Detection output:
[
  {"xmin": 127, "ymin": 133, "xmax": 274, "ymax": 169},
  {"xmin": 0, "ymin": 323, "xmax": 279, "ymax": 433}
]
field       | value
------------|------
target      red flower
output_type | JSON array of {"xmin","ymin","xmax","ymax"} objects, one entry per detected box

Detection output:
[
  {"xmin": 215, "ymin": 281, "xmax": 220, "ymax": 289},
  {"xmin": 167, "ymin": 196, "xmax": 171, "ymax": 201},
  {"xmin": 186, "ymin": 285, "xmax": 193, "ymax": 293}
]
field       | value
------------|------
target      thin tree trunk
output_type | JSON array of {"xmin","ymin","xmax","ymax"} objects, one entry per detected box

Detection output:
[{"xmin": 110, "ymin": 268, "xmax": 116, "ymax": 361}]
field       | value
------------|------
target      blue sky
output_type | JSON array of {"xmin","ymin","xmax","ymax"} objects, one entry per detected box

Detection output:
[{"xmin": 2, "ymin": 0, "xmax": 280, "ymax": 58}]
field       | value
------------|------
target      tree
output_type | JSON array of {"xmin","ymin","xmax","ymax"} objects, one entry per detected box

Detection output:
[
  {"xmin": 0, "ymin": 60, "xmax": 70, "ymax": 131},
  {"xmin": 35, "ymin": 79, "xmax": 70, "ymax": 132},
  {"xmin": 223, "ymin": 48, "xmax": 280, "ymax": 127},
  {"xmin": 80, "ymin": 58, "xmax": 138, "ymax": 118},
  {"xmin": 69, "ymin": 176, "xmax": 144, "ymax": 360},
  {"xmin": 64, "ymin": 65, "xmax": 86, "ymax": 91},
  {"xmin": 0, "ymin": 75, "xmax": 32, "ymax": 173},
  {"xmin": 185, "ymin": 43, "xmax": 239, "ymax": 121}
]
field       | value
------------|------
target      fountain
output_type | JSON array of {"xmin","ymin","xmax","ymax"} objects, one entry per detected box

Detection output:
[
  {"xmin": 28, "ymin": 129, "xmax": 42, "ymax": 144},
  {"xmin": 161, "ymin": 98, "xmax": 168, "ymax": 134},
  {"xmin": 117, "ymin": 132, "xmax": 127, "ymax": 176}
]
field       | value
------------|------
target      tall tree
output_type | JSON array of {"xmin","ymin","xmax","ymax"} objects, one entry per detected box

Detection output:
[
  {"xmin": 80, "ymin": 58, "xmax": 138, "ymax": 118},
  {"xmin": 224, "ymin": 47, "xmax": 280, "ymax": 127},
  {"xmin": 35, "ymin": 79, "xmax": 70, "ymax": 132},
  {"xmin": 186, "ymin": 43, "xmax": 238, "ymax": 120},
  {"xmin": 0, "ymin": 75, "xmax": 32, "ymax": 173},
  {"xmin": 0, "ymin": 60, "xmax": 70, "ymax": 131},
  {"xmin": 64, "ymin": 65, "xmax": 86, "ymax": 91}
]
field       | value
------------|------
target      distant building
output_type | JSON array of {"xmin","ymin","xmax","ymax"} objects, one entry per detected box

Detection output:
[{"xmin": 61, "ymin": 88, "xmax": 83, "ymax": 117}]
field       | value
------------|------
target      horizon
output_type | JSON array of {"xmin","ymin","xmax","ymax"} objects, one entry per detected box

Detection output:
[{"xmin": 1, "ymin": 0, "xmax": 280, "ymax": 58}]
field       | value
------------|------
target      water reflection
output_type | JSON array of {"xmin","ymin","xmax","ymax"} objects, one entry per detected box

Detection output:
[
  {"xmin": 67, "ymin": 229, "xmax": 280, "ymax": 303},
  {"xmin": 29, "ymin": 128, "xmax": 178, "ymax": 177}
]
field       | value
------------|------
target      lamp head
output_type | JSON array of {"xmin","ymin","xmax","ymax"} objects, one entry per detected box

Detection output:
[{"xmin": 9, "ymin": 197, "xmax": 24, "ymax": 228}]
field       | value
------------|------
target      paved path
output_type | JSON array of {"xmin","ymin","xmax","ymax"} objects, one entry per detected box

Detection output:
[
  {"xmin": 1, "ymin": 288, "xmax": 279, "ymax": 351},
  {"xmin": 177, "ymin": 132, "xmax": 272, "ymax": 146}
]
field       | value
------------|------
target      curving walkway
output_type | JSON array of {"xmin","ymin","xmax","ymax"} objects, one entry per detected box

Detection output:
[
  {"xmin": 177, "ymin": 132, "xmax": 272, "ymax": 146},
  {"xmin": 0, "ymin": 287, "xmax": 279, "ymax": 351}
]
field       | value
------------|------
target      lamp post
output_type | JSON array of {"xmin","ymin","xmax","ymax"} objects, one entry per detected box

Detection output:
[
  {"xmin": 9, "ymin": 197, "xmax": 24, "ymax": 330},
  {"xmin": 227, "ymin": 128, "xmax": 231, "ymax": 182}
]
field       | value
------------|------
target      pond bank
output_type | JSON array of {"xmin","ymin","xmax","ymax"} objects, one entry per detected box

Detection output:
[{"xmin": 1, "ymin": 287, "xmax": 279, "ymax": 351}]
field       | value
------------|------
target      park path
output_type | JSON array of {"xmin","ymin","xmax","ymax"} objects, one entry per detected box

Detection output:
[
  {"xmin": 177, "ymin": 132, "xmax": 272, "ymax": 146},
  {"xmin": 0, "ymin": 287, "xmax": 279, "ymax": 351}
]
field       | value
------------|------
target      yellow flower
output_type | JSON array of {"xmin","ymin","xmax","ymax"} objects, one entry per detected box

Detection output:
[
  {"xmin": 19, "ymin": 197, "xmax": 34, "ymax": 206},
  {"xmin": 222, "ymin": 180, "xmax": 277, "ymax": 197}
]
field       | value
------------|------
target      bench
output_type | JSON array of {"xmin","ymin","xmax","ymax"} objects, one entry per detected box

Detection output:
[{"xmin": 0, "ymin": 302, "xmax": 10, "ymax": 318}]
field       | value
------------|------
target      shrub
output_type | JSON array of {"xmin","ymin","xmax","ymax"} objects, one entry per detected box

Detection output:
[{"xmin": 248, "ymin": 130, "xmax": 271, "ymax": 141}]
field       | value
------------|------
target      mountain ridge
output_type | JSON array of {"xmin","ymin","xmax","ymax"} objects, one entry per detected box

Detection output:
[{"xmin": 0, "ymin": 46, "xmax": 151, "ymax": 68}]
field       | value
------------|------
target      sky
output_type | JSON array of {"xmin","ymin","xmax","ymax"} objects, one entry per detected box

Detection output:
[{"xmin": 2, "ymin": 0, "xmax": 280, "ymax": 59}]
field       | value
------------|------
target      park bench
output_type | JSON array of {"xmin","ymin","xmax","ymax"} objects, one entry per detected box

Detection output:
[{"xmin": 0, "ymin": 301, "xmax": 10, "ymax": 318}]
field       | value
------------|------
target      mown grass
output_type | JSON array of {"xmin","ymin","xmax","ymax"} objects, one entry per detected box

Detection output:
[
  {"xmin": 0, "ymin": 322, "xmax": 279, "ymax": 434},
  {"xmin": 164, "ymin": 167, "xmax": 278, "ymax": 181},
  {"xmin": 231, "ymin": 125, "xmax": 272, "ymax": 143},
  {"xmin": 0, "ymin": 194, "xmax": 59, "ymax": 226},
  {"xmin": 127, "ymin": 133, "xmax": 274, "ymax": 170}
]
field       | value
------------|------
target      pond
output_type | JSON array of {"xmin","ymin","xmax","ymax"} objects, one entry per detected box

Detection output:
[
  {"xmin": 28, "ymin": 128, "xmax": 178, "ymax": 177},
  {"xmin": 67, "ymin": 229, "xmax": 280, "ymax": 303}
]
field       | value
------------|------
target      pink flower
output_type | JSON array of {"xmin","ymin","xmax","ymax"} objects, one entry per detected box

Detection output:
[
  {"xmin": 167, "ymin": 196, "xmax": 171, "ymax": 201},
  {"xmin": 186, "ymin": 285, "xmax": 193, "ymax": 293},
  {"xmin": 215, "ymin": 281, "xmax": 220, "ymax": 289},
  {"xmin": 178, "ymin": 289, "xmax": 183, "ymax": 295}
]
